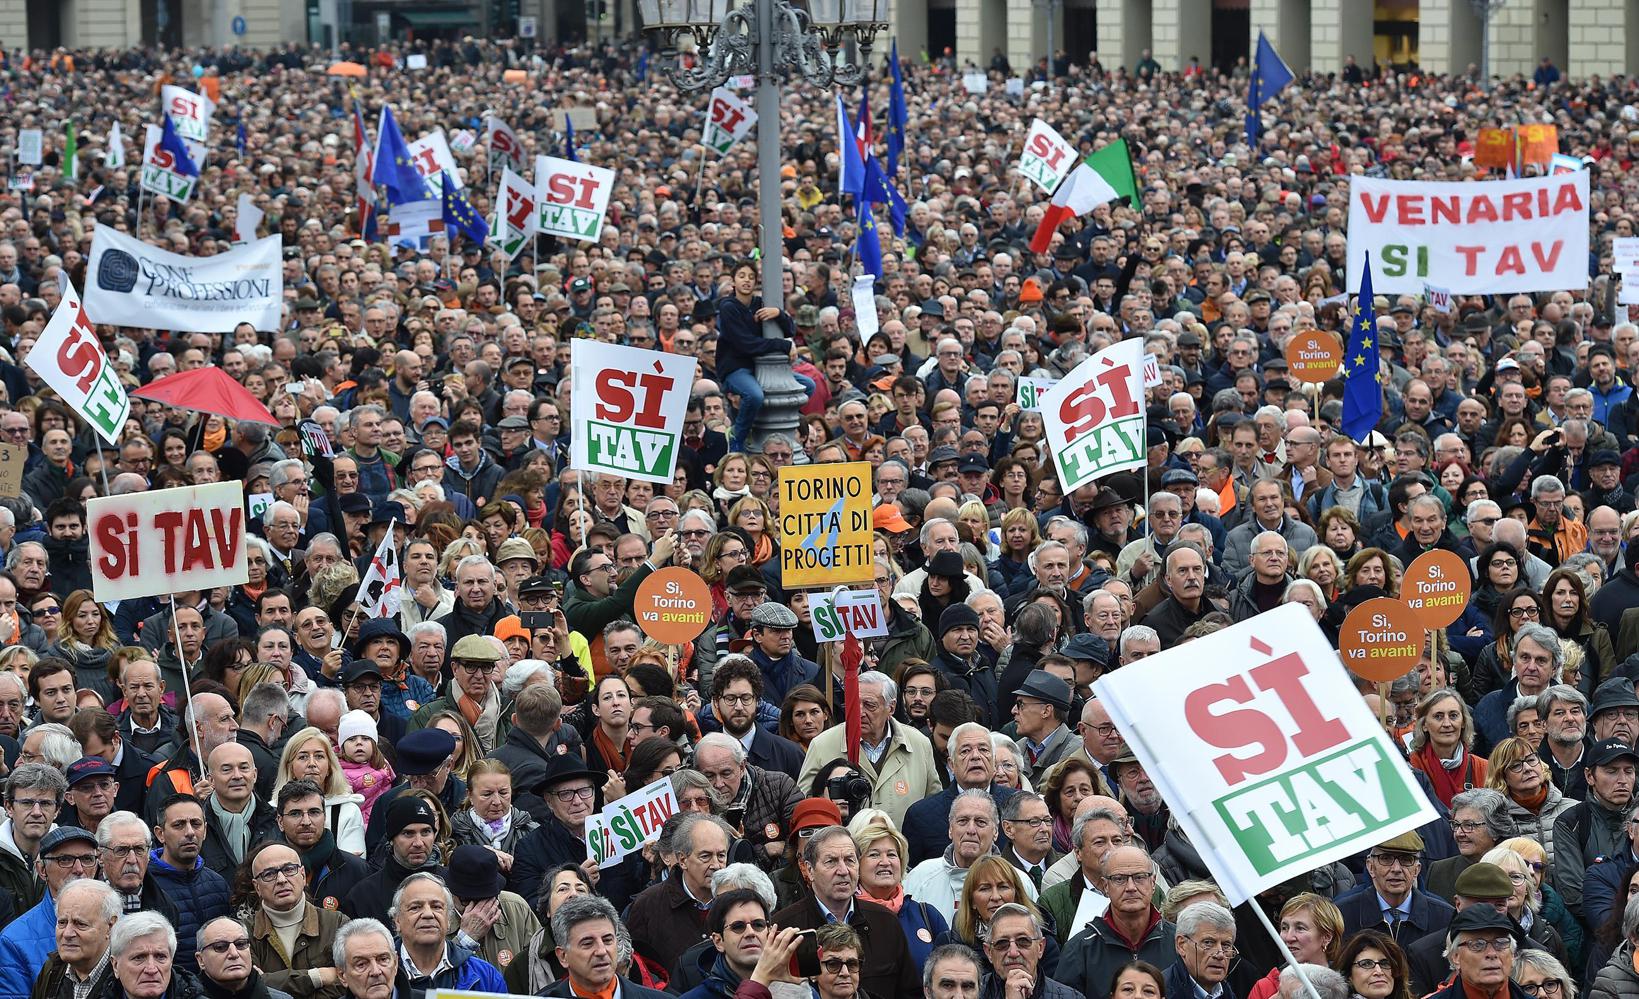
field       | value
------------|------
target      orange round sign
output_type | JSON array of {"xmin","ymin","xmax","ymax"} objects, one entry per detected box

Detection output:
[
  {"xmin": 1338, "ymin": 597, "xmax": 1424, "ymax": 682},
  {"xmin": 1284, "ymin": 330, "xmax": 1343, "ymax": 383},
  {"xmin": 633, "ymin": 566, "xmax": 714, "ymax": 644},
  {"xmin": 1401, "ymin": 549, "xmax": 1473, "ymax": 629}
]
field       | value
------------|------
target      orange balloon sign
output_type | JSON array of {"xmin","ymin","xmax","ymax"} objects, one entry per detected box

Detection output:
[
  {"xmin": 1401, "ymin": 549, "xmax": 1473, "ymax": 629},
  {"xmin": 1338, "ymin": 597, "xmax": 1423, "ymax": 683},
  {"xmin": 1284, "ymin": 331, "xmax": 1343, "ymax": 384},
  {"xmin": 633, "ymin": 567, "xmax": 713, "ymax": 645}
]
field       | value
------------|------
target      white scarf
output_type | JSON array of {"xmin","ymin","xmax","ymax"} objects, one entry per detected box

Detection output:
[{"xmin": 469, "ymin": 809, "xmax": 512, "ymax": 848}]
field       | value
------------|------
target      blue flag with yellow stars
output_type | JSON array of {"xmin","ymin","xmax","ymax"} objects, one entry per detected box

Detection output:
[
  {"xmin": 441, "ymin": 172, "xmax": 489, "ymax": 248},
  {"xmin": 887, "ymin": 39, "xmax": 907, "ymax": 177},
  {"xmin": 1341, "ymin": 254, "xmax": 1384, "ymax": 442},
  {"xmin": 564, "ymin": 117, "xmax": 578, "ymax": 162},
  {"xmin": 861, "ymin": 153, "xmax": 906, "ymax": 237},
  {"xmin": 856, "ymin": 200, "xmax": 883, "ymax": 277},
  {"xmin": 158, "ymin": 115, "xmax": 199, "ymax": 177},
  {"xmin": 371, "ymin": 105, "xmax": 430, "ymax": 206}
]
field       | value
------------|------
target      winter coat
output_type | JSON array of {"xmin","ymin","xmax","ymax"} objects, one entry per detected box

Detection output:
[
  {"xmin": 341, "ymin": 851, "xmax": 443, "ymax": 924},
  {"xmin": 1554, "ymin": 793, "xmax": 1632, "ymax": 918},
  {"xmin": 732, "ymin": 764, "xmax": 804, "ymax": 868},
  {"xmin": 903, "ymin": 783, "xmax": 1018, "ymax": 865},
  {"xmin": 512, "ymin": 817, "xmax": 641, "ymax": 912},
  {"xmin": 770, "ymin": 894, "xmax": 920, "ymax": 999},
  {"xmin": 745, "ymin": 645, "xmax": 821, "ymax": 707},
  {"xmin": 625, "ymin": 867, "xmax": 713, "ymax": 973},
  {"xmin": 30, "ymin": 952, "xmax": 111, "ymax": 999},
  {"xmin": 461, "ymin": 890, "xmax": 540, "ymax": 976},
  {"xmin": 442, "ymin": 451, "xmax": 505, "ymax": 505},
  {"xmin": 404, "ymin": 942, "xmax": 506, "ymax": 993},
  {"xmin": 250, "ymin": 900, "xmax": 347, "ymax": 998},
  {"xmin": 88, "ymin": 967, "xmax": 206, "ymax": 999},
  {"xmin": 148, "ymin": 850, "xmax": 233, "ymax": 971},
  {"xmin": 47, "ymin": 641, "xmax": 114, "ymax": 705},
  {"xmin": 0, "ymin": 824, "xmax": 42, "ymax": 914},
  {"xmin": 797, "ymin": 718, "xmax": 942, "ymax": 828},
  {"xmin": 930, "ymin": 649, "xmax": 1000, "ymax": 726},
  {"xmin": 1056, "ymin": 912, "xmax": 1176, "ymax": 999},
  {"xmin": 0, "ymin": 891, "xmax": 55, "ymax": 999},
  {"xmin": 1502, "ymin": 783, "xmax": 1577, "ymax": 875},
  {"xmin": 201, "ymin": 795, "xmax": 282, "ymax": 872},
  {"xmin": 875, "ymin": 603, "xmax": 936, "ymax": 681},
  {"xmin": 563, "ymin": 563, "xmax": 656, "ymax": 659},
  {"xmin": 1591, "ymin": 941, "xmax": 1639, "ymax": 999},
  {"xmin": 450, "ymin": 806, "xmax": 540, "ymax": 858},
  {"xmin": 433, "ymin": 597, "xmax": 511, "ymax": 663},
  {"xmin": 979, "ymin": 973, "xmax": 1085, "ymax": 999},
  {"xmin": 502, "ymin": 927, "xmax": 562, "ymax": 996}
]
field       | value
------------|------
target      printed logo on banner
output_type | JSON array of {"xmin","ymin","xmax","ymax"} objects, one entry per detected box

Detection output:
[
  {"xmin": 585, "ymin": 776, "xmax": 679, "ymax": 868},
  {"xmin": 570, "ymin": 340, "xmax": 697, "ymax": 484},
  {"xmin": 140, "ymin": 124, "xmax": 203, "ymax": 202},
  {"xmin": 1016, "ymin": 377, "xmax": 1059, "ymax": 413},
  {"xmin": 407, "ymin": 130, "xmax": 461, "ymax": 190},
  {"xmin": 491, "ymin": 167, "xmax": 537, "ymax": 260},
  {"xmin": 1017, "ymin": 119, "xmax": 1076, "ymax": 194},
  {"xmin": 535, "ymin": 155, "xmax": 616, "ymax": 243},
  {"xmin": 162, "ymin": 85, "xmax": 215, "ymax": 144},
  {"xmin": 1038, "ymin": 339, "xmax": 1147, "ymax": 493},
  {"xmin": 297, "ymin": 419, "xmax": 335, "ymax": 458},
  {"xmin": 84, "ymin": 228, "xmax": 283, "ymax": 333}
]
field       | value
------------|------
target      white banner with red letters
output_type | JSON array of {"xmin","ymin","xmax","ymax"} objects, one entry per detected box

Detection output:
[
  {"xmin": 1346, "ymin": 173, "xmax": 1589, "ymax": 295},
  {"xmin": 1016, "ymin": 118, "xmax": 1077, "ymax": 194},
  {"xmin": 30, "ymin": 280, "xmax": 130, "ymax": 446},
  {"xmin": 535, "ymin": 155, "xmax": 616, "ymax": 242},
  {"xmin": 703, "ymin": 87, "xmax": 757, "ymax": 156},
  {"xmin": 1038, "ymin": 338, "xmax": 1146, "ymax": 492},
  {"xmin": 569, "ymin": 340, "xmax": 696, "ymax": 485},
  {"xmin": 88, "ymin": 481, "xmax": 249, "ymax": 602}
]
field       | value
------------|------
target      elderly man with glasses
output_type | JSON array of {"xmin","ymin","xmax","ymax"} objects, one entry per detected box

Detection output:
[
  {"xmin": 1338, "ymin": 830, "xmax": 1455, "ymax": 941},
  {"xmin": 0, "ymin": 826, "xmax": 101, "ymax": 999},
  {"xmin": 198, "ymin": 914, "xmax": 300, "ymax": 999}
]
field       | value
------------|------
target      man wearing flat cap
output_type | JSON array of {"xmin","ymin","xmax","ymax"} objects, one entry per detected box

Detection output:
[
  {"xmin": 739, "ymin": 600, "xmax": 821, "ymax": 706},
  {"xmin": 1013, "ymin": 671, "xmax": 1076, "ymax": 786},
  {"xmin": 410, "ymin": 635, "xmax": 507, "ymax": 753},
  {"xmin": 1406, "ymin": 863, "xmax": 1546, "ymax": 996},
  {"xmin": 1423, "ymin": 907, "xmax": 1529, "ymax": 999},
  {"xmin": 1338, "ymin": 830, "xmax": 1455, "ymax": 941}
]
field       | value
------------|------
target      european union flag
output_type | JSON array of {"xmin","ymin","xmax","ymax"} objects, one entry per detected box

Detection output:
[
  {"xmin": 636, "ymin": 50, "xmax": 650, "ymax": 82},
  {"xmin": 372, "ymin": 105, "xmax": 430, "ymax": 206},
  {"xmin": 887, "ymin": 39, "xmax": 907, "ymax": 177},
  {"xmin": 1341, "ymin": 254, "xmax": 1384, "ymax": 442},
  {"xmin": 861, "ymin": 154, "xmax": 906, "ymax": 237},
  {"xmin": 159, "ymin": 115, "xmax": 198, "ymax": 177},
  {"xmin": 236, "ymin": 121, "xmax": 246, "ymax": 158},
  {"xmin": 856, "ymin": 201, "xmax": 883, "ymax": 277},
  {"xmin": 1245, "ymin": 31, "xmax": 1294, "ymax": 150},
  {"xmin": 441, "ymin": 172, "xmax": 489, "ymax": 248},
  {"xmin": 564, "ymin": 117, "xmax": 578, "ymax": 162}
]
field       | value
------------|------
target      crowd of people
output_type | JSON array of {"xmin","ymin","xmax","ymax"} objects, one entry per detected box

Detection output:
[{"xmin": 0, "ymin": 24, "xmax": 1636, "ymax": 999}]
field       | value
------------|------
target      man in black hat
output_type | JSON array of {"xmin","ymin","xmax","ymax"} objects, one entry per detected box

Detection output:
[
  {"xmin": 1423, "ymin": 907, "xmax": 1528, "ymax": 999},
  {"xmin": 364, "ymin": 729, "xmax": 464, "ymax": 845},
  {"xmin": 1585, "ymin": 451, "xmax": 1633, "ymax": 514},
  {"xmin": 443, "ymin": 845, "xmax": 538, "ymax": 972},
  {"xmin": 344, "ymin": 794, "xmax": 444, "ymax": 923},
  {"xmin": 932, "ymin": 606, "xmax": 999, "ymax": 726},
  {"xmin": 1013, "ymin": 671, "xmax": 1076, "ymax": 786},
  {"xmin": 709, "ymin": 566, "xmax": 770, "ymax": 667},
  {"xmin": 340, "ymin": 659, "xmax": 407, "ymax": 749},
  {"xmin": 511, "ymin": 755, "xmax": 641, "ymax": 912},
  {"xmin": 1553, "ymin": 737, "xmax": 1638, "ymax": 919},
  {"xmin": 1404, "ymin": 863, "xmax": 1529, "ymax": 996},
  {"xmin": 925, "ymin": 445, "xmax": 961, "ymax": 483},
  {"xmin": 336, "ymin": 492, "xmax": 373, "ymax": 557}
]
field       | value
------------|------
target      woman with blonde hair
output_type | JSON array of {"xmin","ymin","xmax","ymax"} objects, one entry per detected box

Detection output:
[
  {"xmin": 1485, "ymin": 737, "xmax": 1575, "ymax": 872},
  {"xmin": 1246, "ymin": 893, "xmax": 1344, "ymax": 999},
  {"xmin": 1297, "ymin": 545, "xmax": 1345, "ymax": 602},
  {"xmin": 853, "ymin": 821, "xmax": 947, "ymax": 976},
  {"xmin": 727, "ymin": 495, "xmax": 778, "ymax": 568},
  {"xmin": 270, "ymin": 726, "xmax": 366, "ymax": 855},
  {"xmin": 957, "ymin": 501, "xmax": 993, "ymax": 557},
  {"xmin": 424, "ymin": 709, "xmax": 484, "ymax": 782},
  {"xmin": 938, "ymin": 856, "xmax": 1054, "ymax": 974},
  {"xmin": 992, "ymin": 507, "xmax": 1042, "ymax": 594},
  {"xmin": 439, "ymin": 537, "xmax": 486, "ymax": 581}
]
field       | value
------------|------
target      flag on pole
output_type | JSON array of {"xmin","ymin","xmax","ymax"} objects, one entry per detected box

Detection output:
[
  {"xmin": 564, "ymin": 117, "xmax": 578, "ymax": 162},
  {"xmin": 855, "ymin": 200, "xmax": 883, "ymax": 278},
  {"xmin": 357, "ymin": 521, "xmax": 404, "ymax": 617},
  {"xmin": 1341, "ymin": 255, "xmax": 1384, "ymax": 442},
  {"xmin": 62, "ymin": 121, "xmax": 77, "ymax": 180},
  {"xmin": 836, "ymin": 94, "xmax": 865, "ymax": 198},
  {"xmin": 636, "ymin": 50, "xmax": 650, "ymax": 81},
  {"xmin": 441, "ymin": 172, "xmax": 490, "ymax": 248},
  {"xmin": 856, "ymin": 90, "xmax": 874, "ymax": 161},
  {"xmin": 1028, "ymin": 139, "xmax": 1137, "ymax": 254},
  {"xmin": 886, "ymin": 40, "xmax": 908, "ymax": 177},
  {"xmin": 105, "ymin": 121, "xmax": 125, "ymax": 169},
  {"xmin": 236, "ymin": 121, "xmax": 246, "ymax": 158},
  {"xmin": 352, "ymin": 101, "xmax": 376, "ymax": 238},
  {"xmin": 1245, "ymin": 31, "xmax": 1294, "ymax": 150},
  {"xmin": 861, "ymin": 154, "xmax": 906, "ymax": 237},
  {"xmin": 158, "ymin": 116, "xmax": 199, "ymax": 177},
  {"xmin": 372, "ymin": 105, "xmax": 431, "ymax": 206}
]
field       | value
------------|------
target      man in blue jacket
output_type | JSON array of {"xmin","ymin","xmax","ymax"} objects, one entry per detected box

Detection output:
[
  {"xmin": 391, "ymin": 872, "xmax": 507, "ymax": 992},
  {"xmin": 0, "ymin": 825, "xmax": 102, "ymax": 999},
  {"xmin": 147, "ymin": 793, "xmax": 233, "ymax": 973},
  {"xmin": 680, "ymin": 889, "xmax": 770, "ymax": 999}
]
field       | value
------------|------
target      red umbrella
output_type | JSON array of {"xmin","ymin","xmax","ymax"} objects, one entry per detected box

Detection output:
[{"xmin": 131, "ymin": 367, "xmax": 280, "ymax": 427}]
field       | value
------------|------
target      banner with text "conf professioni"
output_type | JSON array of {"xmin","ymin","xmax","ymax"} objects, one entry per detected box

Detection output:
[
  {"xmin": 84, "ymin": 227, "xmax": 284, "ymax": 333},
  {"xmin": 1346, "ymin": 172, "xmax": 1589, "ymax": 295},
  {"xmin": 1092, "ymin": 603, "xmax": 1438, "ymax": 905}
]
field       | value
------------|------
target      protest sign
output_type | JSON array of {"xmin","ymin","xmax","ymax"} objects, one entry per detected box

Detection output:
[
  {"xmin": 408, "ymin": 129, "xmax": 461, "ymax": 190},
  {"xmin": 1473, "ymin": 128, "xmax": 1514, "ymax": 171},
  {"xmin": 358, "ymin": 522, "xmax": 404, "ymax": 618},
  {"xmin": 778, "ymin": 462, "xmax": 873, "ymax": 588},
  {"xmin": 85, "ymin": 228, "xmax": 283, "ymax": 334},
  {"xmin": 1518, "ymin": 124, "xmax": 1558, "ymax": 167},
  {"xmin": 634, "ymin": 567, "xmax": 713, "ymax": 644},
  {"xmin": 962, "ymin": 72, "xmax": 987, "ymax": 94},
  {"xmin": 8, "ymin": 171, "xmax": 32, "ymax": 192},
  {"xmin": 88, "ymin": 481, "xmax": 248, "ymax": 602},
  {"xmin": 0, "ymin": 442, "xmax": 25, "ymax": 496},
  {"xmin": 490, "ymin": 167, "xmax": 537, "ymax": 260},
  {"xmin": 1038, "ymin": 338, "xmax": 1146, "ymax": 492},
  {"xmin": 140, "ymin": 124, "xmax": 204, "ymax": 202},
  {"xmin": 569, "ymin": 339, "xmax": 696, "ymax": 484},
  {"xmin": 161, "ymin": 85, "xmax": 214, "ymax": 144},
  {"xmin": 246, "ymin": 492, "xmax": 273, "ymax": 524},
  {"xmin": 384, "ymin": 200, "xmax": 444, "ymax": 250},
  {"xmin": 1092, "ymin": 603, "xmax": 1437, "ymax": 905},
  {"xmin": 1624, "ymin": 275, "xmax": 1639, "ymax": 308},
  {"xmin": 31, "ymin": 280, "xmax": 130, "ymax": 445},
  {"xmin": 811, "ymin": 587, "xmax": 890, "ymax": 644},
  {"xmin": 16, "ymin": 130, "xmax": 41, "ymax": 166},
  {"xmin": 586, "ymin": 776, "xmax": 679, "ymax": 868},
  {"xmin": 703, "ymin": 87, "xmax": 757, "ymax": 156},
  {"xmin": 1346, "ymin": 173, "xmax": 1589, "ymax": 294},
  {"xmin": 1338, "ymin": 597, "xmax": 1423, "ymax": 682},
  {"xmin": 1006, "ymin": 78, "xmax": 1025, "ymax": 97},
  {"xmin": 486, "ymin": 115, "xmax": 524, "ymax": 171},
  {"xmin": 1401, "ymin": 549, "xmax": 1471, "ymax": 630},
  {"xmin": 450, "ymin": 129, "xmax": 477, "ymax": 153},
  {"xmin": 1614, "ymin": 238, "xmax": 1639, "ymax": 274},
  {"xmin": 535, "ymin": 155, "xmax": 616, "ymax": 243},
  {"xmin": 1424, "ymin": 283, "xmax": 1452, "ymax": 314},
  {"xmin": 852, "ymin": 275, "xmax": 878, "ymax": 333},
  {"xmin": 1017, "ymin": 119, "xmax": 1077, "ymax": 194},
  {"xmin": 1283, "ymin": 331, "xmax": 1341, "ymax": 383},
  {"xmin": 1550, "ymin": 154, "xmax": 1582, "ymax": 174},
  {"xmin": 1141, "ymin": 353, "xmax": 1162, "ymax": 389},
  {"xmin": 1016, "ymin": 376, "xmax": 1059, "ymax": 412},
  {"xmin": 235, "ymin": 192, "xmax": 263, "ymax": 245},
  {"xmin": 405, "ymin": 53, "xmax": 429, "ymax": 71}
]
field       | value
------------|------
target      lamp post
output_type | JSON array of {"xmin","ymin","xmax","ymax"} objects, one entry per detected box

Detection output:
[
  {"xmin": 1467, "ymin": 0, "xmax": 1507, "ymax": 89},
  {"xmin": 1033, "ymin": 0, "xmax": 1059, "ymax": 86},
  {"xmin": 637, "ymin": 0, "xmax": 890, "ymax": 450}
]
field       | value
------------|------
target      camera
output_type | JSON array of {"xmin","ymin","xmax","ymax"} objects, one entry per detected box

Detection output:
[{"xmin": 826, "ymin": 770, "xmax": 872, "ymax": 816}]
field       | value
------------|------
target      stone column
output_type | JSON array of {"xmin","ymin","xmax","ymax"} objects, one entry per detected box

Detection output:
[
  {"xmin": 1568, "ymin": 0, "xmax": 1639, "ymax": 77},
  {"xmin": 1417, "ymin": 0, "xmax": 1482, "ymax": 76},
  {"xmin": 1095, "ymin": 0, "xmax": 1149, "ymax": 71},
  {"xmin": 1150, "ymin": 0, "xmax": 1208, "ymax": 70},
  {"xmin": 1248, "ymin": 0, "xmax": 1310, "ymax": 72}
]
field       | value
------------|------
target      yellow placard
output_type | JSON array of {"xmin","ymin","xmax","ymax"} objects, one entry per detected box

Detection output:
[{"xmin": 777, "ymin": 461, "xmax": 874, "ymax": 588}]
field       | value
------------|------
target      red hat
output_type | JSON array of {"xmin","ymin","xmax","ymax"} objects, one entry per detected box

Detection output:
[{"xmin": 790, "ymin": 797, "xmax": 844, "ymax": 833}]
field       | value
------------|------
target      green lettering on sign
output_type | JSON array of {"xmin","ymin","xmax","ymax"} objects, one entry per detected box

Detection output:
[
  {"xmin": 540, "ymin": 204, "xmax": 603, "ymax": 240},
  {"xmin": 1057, "ymin": 416, "xmax": 1143, "ymax": 491},
  {"xmin": 1212, "ymin": 739, "xmax": 1422, "ymax": 877},
  {"xmin": 585, "ymin": 419, "xmax": 675, "ymax": 478}
]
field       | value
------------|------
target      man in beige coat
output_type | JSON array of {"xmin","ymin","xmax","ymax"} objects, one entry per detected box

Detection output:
[{"xmin": 796, "ymin": 670, "xmax": 941, "ymax": 827}]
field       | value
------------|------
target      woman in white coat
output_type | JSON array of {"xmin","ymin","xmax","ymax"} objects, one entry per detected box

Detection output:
[{"xmin": 270, "ymin": 724, "xmax": 367, "ymax": 855}]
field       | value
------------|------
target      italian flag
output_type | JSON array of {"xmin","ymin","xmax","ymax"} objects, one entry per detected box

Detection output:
[{"xmin": 1028, "ymin": 138, "xmax": 1137, "ymax": 254}]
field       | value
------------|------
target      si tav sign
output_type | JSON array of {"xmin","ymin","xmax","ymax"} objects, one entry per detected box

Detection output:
[
  {"xmin": 569, "ymin": 339, "xmax": 696, "ymax": 485},
  {"xmin": 586, "ymin": 776, "xmax": 678, "ymax": 868},
  {"xmin": 1038, "ymin": 338, "xmax": 1146, "ymax": 493},
  {"xmin": 1346, "ymin": 173, "xmax": 1589, "ymax": 295},
  {"xmin": 1092, "ymin": 603, "xmax": 1437, "ymax": 905},
  {"xmin": 88, "ymin": 481, "xmax": 249, "ymax": 603},
  {"xmin": 778, "ymin": 462, "xmax": 873, "ymax": 588}
]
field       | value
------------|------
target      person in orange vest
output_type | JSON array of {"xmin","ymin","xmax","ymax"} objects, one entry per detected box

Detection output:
[{"xmin": 144, "ymin": 691, "xmax": 239, "ymax": 826}]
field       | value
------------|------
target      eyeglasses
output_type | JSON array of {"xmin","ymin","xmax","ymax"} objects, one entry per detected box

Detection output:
[
  {"xmin": 552, "ymin": 786, "xmax": 596, "ymax": 802},
  {"xmin": 201, "ymin": 938, "xmax": 252, "ymax": 955},
  {"xmin": 1186, "ymin": 938, "xmax": 1237, "ymax": 957},
  {"xmin": 1454, "ymin": 938, "xmax": 1513, "ymax": 954},
  {"xmin": 455, "ymin": 661, "xmax": 501, "ymax": 674},
  {"xmin": 99, "ymin": 844, "xmax": 146, "ymax": 858},
  {"xmin": 1491, "ymin": 557, "xmax": 1519, "ymax": 568},
  {"xmin": 1352, "ymin": 959, "xmax": 1395, "ymax": 972},
  {"xmin": 43, "ymin": 854, "xmax": 98, "ymax": 869},
  {"xmin": 724, "ymin": 919, "xmax": 769, "ymax": 934},
  {"xmin": 820, "ymin": 959, "xmax": 861, "ymax": 974},
  {"xmin": 986, "ymin": 936, "xmax": 1041, "ymax": 953},
  {"xmin": 1368, "ymin": 853, "xmax": 1419, "ymax": 868},
  {"xmin": 1006, "ymin": 816, "xmax": 1052, "ymax": 827},
  {"xmin": 1508, "ymin": 606, "xmax": 1539, "ymax": 618},
  {"xmin": 1451, "ymin": 821, "xmax": 1486, "ymax": 833},
  {"xmin": 1103, "ymin": 872, "xmax": 1155, "ymax": 886},
  {"xmin": 33, "ymin": 605, "xmax": 58, "ymax": 616},
  {"xmin": 253, "ymin": 862, "xmax": 304, "ymax": 884},
  {"xmin": 718, "ymin": 693, "xmax": 757, "ymax": 706},
  {"xmin": 1505, "ymin": 755, "xmax": 1541, "ymax": 773},
  {"xmin": 11, "ymin": 797, "xmax": 58, "ymax": 813},
  {"xmin": 1520, "ymin": 983, "xmax": 1564, "ymax": 997}
]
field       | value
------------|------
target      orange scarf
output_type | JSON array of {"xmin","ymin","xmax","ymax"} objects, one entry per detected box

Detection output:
[
  {"xmin": 593, "ymin": 725, "xmax": 628, "ymax": 773},
  {"xmin": 568, "ymin": 978, "xmax": 618, "ymax": 999},
  {"xmin": 455, "ymin": 687, "xmax": 482, "ymax": 729},
  {"xmin": 750, "ymin": 532, "xmax": 773, "ymax": 565},
  {"xmin": 1513, "ymin": 783, "xmax": 1549, "ymax": 815}
]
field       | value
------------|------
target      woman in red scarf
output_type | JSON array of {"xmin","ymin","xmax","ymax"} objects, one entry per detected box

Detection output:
[
  {"xmin": 1485, "ymin": 736, "xmax": 1574, "ymax": 872},
  {"xmin": 1407, "ymin": 688, "xmax": 1489, "ymax": 808}
]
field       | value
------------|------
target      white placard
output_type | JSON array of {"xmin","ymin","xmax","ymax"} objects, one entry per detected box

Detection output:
[
  {"xmin": 161, "ymin": 85, "xmax": 215, "ymax": 144},
  {"xmin": 407, "ymin": 129, "xmax": 462, "ymax": 190},
  {"xmin": 16, "ymin": 130, "xmax": 41, "ymax": 166},
  {"xmin": 1016, "ymin": 118, "xmax": 1077, "ymax": 194},
  {"xmin": 570, "ymin": 339, "xmax": 697, "ymax": 485},
  {"xmin": 852, "ymin": 275, "xmax": 878, "ymax": 336},
  {"xmin": 84, "ymin": 227, "xmax": 283, "ymax": 333},
  {"xmin": 87, "ymin": 482, "xmax": 250, "ymax": 603},
  {"xmin": 811, "ymin": 587, "xmax": 891, "ymax": 644},
  {"xmin": 30, "ymin": 280, "xmax": 130, "ymax": 446},
  {"xmin": 535, "ymin": 155, "xmax": 616, "ymax": 243}
]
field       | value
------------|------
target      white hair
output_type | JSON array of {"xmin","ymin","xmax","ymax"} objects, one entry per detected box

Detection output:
[
  {"xmin": 696, "ymin": 731, "xmax": 748, "ymax": 765},
  {"xmin": 110, "ymin": 911, "xmax": 176, "ymax": 959},
  {"xmin": 332, "ymin": 917, "xmax": 394, "ymax": 967}
]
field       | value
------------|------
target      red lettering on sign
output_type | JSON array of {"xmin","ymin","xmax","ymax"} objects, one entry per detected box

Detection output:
[
  {"xmin": 1249, "ymin": 651, "xmax": 1349, "ymax": 756},
  {"xmin": 506, "ymin": 188, "xmax": 534, "ymax": 229},
  {"xmin": 1184, "ymin": 645, "xmax": 1350, "ymax": 786},
  {"xmin": 56, "ymin": 306, "xmax": 106, "ymax": 395},
  {"xmin": 169, "ymin": 96, "xmax": 199, "ymax": 118},
  {"xmin": 594, "ymin": 363, "xmax": 674, "ymax": 429},
  {"xmin": 411, "ymin": 148, "xmax": 440, "ymax": 176},
  {"xmin": 154, "ymin": 511, "xmax": 184, "ymax": 572}
]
